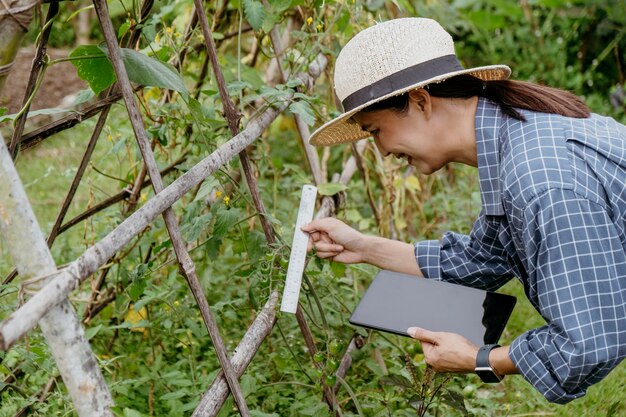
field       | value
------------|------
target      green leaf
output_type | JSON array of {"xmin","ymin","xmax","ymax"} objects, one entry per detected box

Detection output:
[
  {"xmin": 193, "ymin": 177, "xmax": 220, "ymax": 202},
  {"xmin": 243, "ymin": 0, "xmax": 266, "ymax": 31},
  {"xmin": 84, "ymin": 324, "xmax": 103, "ymax": 341},
  {"xmin": 69, "ymin": 45, "xmax": 116, "ymax": 95},
  {"xmin": 213, "ymin": 207, "xmax": 242, "ymax": 238},
  {"xmin": 99, "ymin": 45, "xmax": 188, "ymax": 95},
  {"xmin": 160, "ymin": 391, "xmax": 187, "ymax": 401},
  {"xmin": 317, "ymin": 182, "xmax": 348, "ymax": 196},
  {"xmin": 123, "ymin": 408, "xmax": 145, "ymax": 417},
  {"xmin": 379, "ymin": 375, "xmax": 413, "ymax": 389},
  {"xmin": 250, "ymin": 411, "xmax": 280, "ymax": 417},
  {"xmin": 128, "ymin": 275, "xmax": 147, "ymax": 302},
  {"xmin": 441, "ymin": 389, "xmax": 468, "ymax": 414},
  {"xmin": 288, "ymin": 101, "xmax": 316, "ymax": 126}
]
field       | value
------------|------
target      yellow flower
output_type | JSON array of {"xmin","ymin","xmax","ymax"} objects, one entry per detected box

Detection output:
[
  {"xmin": 140, "ymin": 192, "xmax": 147, "ymax": 203},
  {"xmin": 165, "ymin": 27, "xmax": 173, "ymax": 35},
  {"xmin": 306, "ymin": 17, "xmax": 313, "ymax": 25},
  {"xmin": 223, "ymin": 196, "xmax": 230, "ymax": 205},
  {"xmin": 216, "ymin": 190, "xmax": 223, "ymax": 198},
  {"xmin": 316, "ymin": 23, "xmax": 323, "ymax": 31},
  {"xmin": 125, "ymin": 305, "xmax": 148, "ymax": 334},
  {"xmin": 155, "ymin": 33, "xmax": 160, "ymax": 44}
]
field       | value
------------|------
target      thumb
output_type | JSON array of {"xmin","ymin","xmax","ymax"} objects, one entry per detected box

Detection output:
[
  {"xmin": 300, "ymin": 221, "xmax": 318, "ymax": 233},
  {"xmin": 407, "ymin": 327, "xmax": 438, "ymax": 344},
  {"xmin": 302, "ymin": 217, "xmax": 337, "ymax": 233}
]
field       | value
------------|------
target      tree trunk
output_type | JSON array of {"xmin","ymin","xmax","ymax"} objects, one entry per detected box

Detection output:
[
  {"xmin": 0, "ymin": 0, "xmax": 38, "ymax": 96},
  {"xmin": 0, "ymin": 133, "xmax": 114, "ymax": 416}
]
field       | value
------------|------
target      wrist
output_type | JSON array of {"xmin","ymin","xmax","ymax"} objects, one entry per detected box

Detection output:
[
  {"xmin": 475, "ymin": 344, "xmax": 503, "ymax": 383},
  {"xmin": 360, "ymin": 235, "xmax": 379, "ymax": 265}
]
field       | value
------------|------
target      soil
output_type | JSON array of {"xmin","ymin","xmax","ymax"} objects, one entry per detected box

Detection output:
[{"xmin": 0, "ymin": 47, "xmax": 87, "ymax": 114}]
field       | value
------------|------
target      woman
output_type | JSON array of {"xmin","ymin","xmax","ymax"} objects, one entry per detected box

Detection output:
[{"xmin": 303, "ymin": 17, "xmax": 626, "ymax": 404}]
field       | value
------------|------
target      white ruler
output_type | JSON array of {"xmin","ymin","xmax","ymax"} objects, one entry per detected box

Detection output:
[{"xmin": 280, "ymin": 185, "xmax": 317, "ymax": 313}]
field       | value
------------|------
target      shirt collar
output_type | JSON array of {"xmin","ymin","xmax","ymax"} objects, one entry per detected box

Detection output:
[{"xmin": 475, "ymin": 98, "xmax": 505, "ymax": 216}]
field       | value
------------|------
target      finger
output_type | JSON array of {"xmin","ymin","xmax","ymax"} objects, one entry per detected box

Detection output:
[
  {"xmin": 407, "ymin": 327, "xmax": 439, "ymax": 344},
  {"xmin": 314, "ymin": 242, "xmax": 344, "ymax": 253},
  {"xmin": 307, "ymin": 232, "xmax": 323, "ymax": 252},
  {"xmin": 316, "ymin": 251, "xmax": 340, "ymax": 259}
]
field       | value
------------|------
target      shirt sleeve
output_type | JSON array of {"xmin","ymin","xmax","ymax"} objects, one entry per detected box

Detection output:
[
  {"xmin": 414, "ymin": 211, "xmax": 515, "ymax": 291},
  {"xmin": 509, "ymin": 188, "xmax": 626, "ymax": 403}
]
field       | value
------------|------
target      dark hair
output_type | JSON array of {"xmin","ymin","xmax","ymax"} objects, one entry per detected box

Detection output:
[{"xmin": 363, "ymin": 74, "xmax": 591, "ymax": 120}]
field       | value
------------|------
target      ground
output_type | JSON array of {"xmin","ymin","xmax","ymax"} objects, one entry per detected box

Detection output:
[{"xmin": 0, "ymin": 47, "xmax": 87, "ymax": 114}]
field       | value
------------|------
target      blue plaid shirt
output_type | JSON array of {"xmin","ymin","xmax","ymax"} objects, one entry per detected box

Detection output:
[{"xmin": 415, "ymin": 98, "xmax": 626, "ymax": 403}]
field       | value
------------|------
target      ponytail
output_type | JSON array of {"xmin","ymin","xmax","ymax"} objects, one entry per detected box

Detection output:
[{"xmin": 362, "ymin": 74, "xmax": 591, "ymax": 120}]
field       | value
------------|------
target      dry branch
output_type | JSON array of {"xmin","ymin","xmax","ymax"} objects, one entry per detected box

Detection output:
[
  {"xmin": 267, "ymin": 21, "xmax": 324, "ymax": 186},
  {"xmin": 18, "ymin": 92, "xmax": 125, "ymax": 150},
  {"xmin": 48, "ymin": 105, "xmax": 111, "ymax": 245},
  {"xmin": 192, "ymin": 291, "xmax": 279, "ymax": 417},
  {"xmin": 194, "ymin": 0, "xmax": 276, "ymax": 247},
  {"xmin": 8, "ymin": 1, "xmax": 59, "ymax": 158},
  {"xmin": 333, "ymin": 335, "xmax": 365, "ymax": 394}
]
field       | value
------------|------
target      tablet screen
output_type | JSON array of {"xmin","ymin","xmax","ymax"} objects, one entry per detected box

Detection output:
[{"xmin": 349, "ymin": 270, "xmax": 517, "ymax": 346}]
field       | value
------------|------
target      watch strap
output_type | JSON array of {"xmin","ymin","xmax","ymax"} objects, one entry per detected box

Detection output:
[{"xmin": 475, "ymin": 344, "xmax": 502, "ymax": 383}]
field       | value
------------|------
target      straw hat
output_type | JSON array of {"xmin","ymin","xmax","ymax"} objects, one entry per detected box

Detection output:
[{"xmin": 309, "ymin": 17, "xmax": 511, "ymax": 147}]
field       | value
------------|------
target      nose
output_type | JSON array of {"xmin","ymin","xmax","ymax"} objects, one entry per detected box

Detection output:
[{"xmin": 373, "ymin": 137, "xmax": 389, "ymax": 157}]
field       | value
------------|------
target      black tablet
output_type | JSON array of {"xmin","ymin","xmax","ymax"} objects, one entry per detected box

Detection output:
[{"xmin": 349, "ymin": 270, "xmax": 517, "ymax": 346}]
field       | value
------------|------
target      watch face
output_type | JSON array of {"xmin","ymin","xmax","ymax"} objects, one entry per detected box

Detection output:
[{"xmin": 475, "ymin": 367, "xmax": 502, "ymax": 383}]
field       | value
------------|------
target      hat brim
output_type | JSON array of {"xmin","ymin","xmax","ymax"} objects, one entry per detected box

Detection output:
[{"xmin": 309, "ymin": 65, "xmax": 511, "ymax": 147}]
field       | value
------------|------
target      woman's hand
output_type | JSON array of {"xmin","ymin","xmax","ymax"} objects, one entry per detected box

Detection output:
[
  {"xmin": 407, "ymin": 327, "xmax": 479, "ymax": 373},
  {"xmin": 302, "ymin": 217, "xmax": 423, "ymax": 275},
  {"xmin": 301, "ymin": 218, "xmax": 368, "ymax": 264}
]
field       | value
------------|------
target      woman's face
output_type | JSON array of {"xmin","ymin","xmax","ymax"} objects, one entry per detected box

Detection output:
[{"xmin": 353, "ymin": 91, "xmax": 477, "ymax": 174}]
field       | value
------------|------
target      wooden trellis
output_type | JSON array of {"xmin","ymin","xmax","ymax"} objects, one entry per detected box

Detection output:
[{"xmin": 0, "ymin": 0, "xmax": 373, "ymax": 416}]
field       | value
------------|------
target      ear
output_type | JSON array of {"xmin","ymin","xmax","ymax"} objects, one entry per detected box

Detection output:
[{"xmin": 408, "ymin": 88, "xmax": 432, "ymax": 118}]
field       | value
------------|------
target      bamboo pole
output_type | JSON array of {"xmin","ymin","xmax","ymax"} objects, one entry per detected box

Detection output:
[
  {"xmin": 0, "ymin": 133, "xmax": 114, "ymax": 416},
  {"xmin": 0, "ymin": 0, "xmax": 38, "ymax": 95}
]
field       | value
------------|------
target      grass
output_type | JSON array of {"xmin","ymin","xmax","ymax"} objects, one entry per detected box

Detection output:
[{"xmin": 1, "ymin": 107, "xmax": 156, "ymax": 276}]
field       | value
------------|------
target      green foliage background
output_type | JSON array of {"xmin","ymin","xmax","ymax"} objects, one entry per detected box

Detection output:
[{"xmin": 1, "ymin": 0, "xmax": 625, "ymax": 416}]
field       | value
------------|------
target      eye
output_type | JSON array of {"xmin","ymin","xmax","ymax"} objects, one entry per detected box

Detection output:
[{"xmin": 369, "ymin": 129, "xmax": 379, "ymax": 139}]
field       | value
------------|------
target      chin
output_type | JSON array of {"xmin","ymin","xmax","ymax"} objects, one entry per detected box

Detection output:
[{"xmin": 411, "ymin": 161, "xmax": 439, "ymax": 175}]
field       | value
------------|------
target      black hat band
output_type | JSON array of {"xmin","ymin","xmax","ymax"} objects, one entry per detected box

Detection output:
[{"xmin": 341, "ymin": 54, "xmax": 463, "ymax": 112}]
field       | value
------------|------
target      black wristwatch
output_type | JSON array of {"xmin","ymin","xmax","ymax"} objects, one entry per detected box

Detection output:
[{"xmin": 475, "ymin": 344, "xmax": 503, "ymax": 383}]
